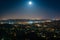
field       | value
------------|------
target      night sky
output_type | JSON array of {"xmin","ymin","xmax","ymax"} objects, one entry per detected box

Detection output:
[{"xmin": 0, "ymin": 0, "xmax": 60, "ymax": 20}]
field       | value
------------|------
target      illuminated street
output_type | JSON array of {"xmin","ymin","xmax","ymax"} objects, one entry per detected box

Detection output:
[
  {"xmin": 0, "ymin": 0, "xmax": 60, "ymax": 40},
  {"xmin": 0, "ymin": 19, "xmax": 60, "ymax": 40}
]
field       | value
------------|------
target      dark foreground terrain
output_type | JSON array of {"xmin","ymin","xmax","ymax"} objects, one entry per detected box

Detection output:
[{"xmin": 0, "ymin": 20, "xmax": 60, "ymax": 40}]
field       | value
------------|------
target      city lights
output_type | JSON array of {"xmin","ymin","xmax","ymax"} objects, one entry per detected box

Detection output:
[{"xmin": 28, "ymin": 21, "xmax": 33, "ymax": 24}]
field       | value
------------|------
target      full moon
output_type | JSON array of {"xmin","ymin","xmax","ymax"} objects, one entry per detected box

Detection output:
[{"xmin": 29, "ymin": 1, "xmax": 32, "ymax": 5}]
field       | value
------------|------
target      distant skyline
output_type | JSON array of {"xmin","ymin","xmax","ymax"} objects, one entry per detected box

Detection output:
[{"xmin": 0, "ymin": 0, "xmax": 60, "ymax": 20}]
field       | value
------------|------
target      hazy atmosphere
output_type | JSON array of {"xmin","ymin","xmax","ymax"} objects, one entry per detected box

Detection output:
[{"xmin": 0, "ymin": 0, "xmax": 60, "ymax": 20}]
